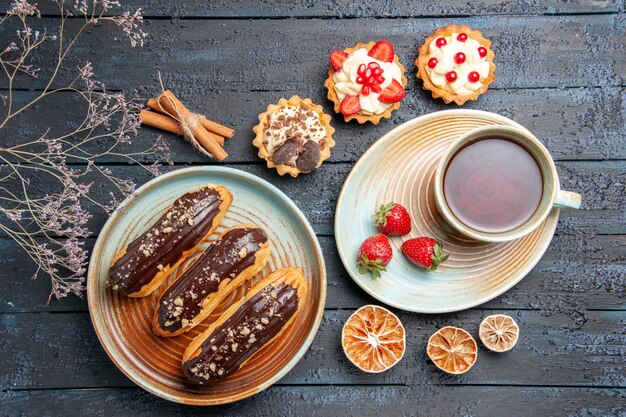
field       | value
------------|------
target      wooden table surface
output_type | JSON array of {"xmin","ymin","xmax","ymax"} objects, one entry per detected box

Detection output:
[{"xmin": 1, "ymin": 1, "xmax": 625, "ymax": 416}]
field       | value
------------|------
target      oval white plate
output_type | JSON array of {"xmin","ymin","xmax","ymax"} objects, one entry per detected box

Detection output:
[{"xmin": 335, "ymin": 110, "xmax": 559, "ymax": 313}]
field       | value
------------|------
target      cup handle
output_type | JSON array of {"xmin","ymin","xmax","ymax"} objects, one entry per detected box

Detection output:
[{"xmin": 554, "ymin": 190, "xmax": 582, "ymax": 210}]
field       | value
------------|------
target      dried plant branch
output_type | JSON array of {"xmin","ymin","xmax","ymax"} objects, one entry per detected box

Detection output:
[{"xmin": 0, "ymin": 0, "xmax": 170, "ymax": 304}]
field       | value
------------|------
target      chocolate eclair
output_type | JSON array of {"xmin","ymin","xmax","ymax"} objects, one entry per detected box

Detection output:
[
  {"xmin": 153, "ymin": 224, "xmax": 271, "ymax": 337},
  {"xmin": 108, "ymin": 185, "xmax": 232, "ymax": 297},
  {"xmin": 182, "ymin": 268, "xmax": 307, "ymax": 385}
]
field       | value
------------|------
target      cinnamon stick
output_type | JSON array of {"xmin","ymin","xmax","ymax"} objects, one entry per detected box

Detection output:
[
  {"xmin": 147, "ymin": 98, "xmax": 235, "ymax": 139},
  {"xmin": 139, "ymin": 110, "xmax": 183, "ymax": 135},
  {"xmin": 146, "ymin": 98, "xmax": 225, "ymax": 147},
  {"xmin": 157, "ymin": 90, "xmax": 228, "ymax": 161}
]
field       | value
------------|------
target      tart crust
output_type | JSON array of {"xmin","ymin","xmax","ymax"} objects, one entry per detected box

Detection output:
[
  {"xmin": 416, "ymin": 25, "xmax": 496, "ymax": 106},
  {"xmin": 252, "ymin": 96, "xmax": 335, "ymax": 178},
  {"xmin": 325, "ymin": 41, "xmax": 407, "ymax": 124}
]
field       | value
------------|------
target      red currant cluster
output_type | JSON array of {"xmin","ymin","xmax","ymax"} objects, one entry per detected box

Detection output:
[
  {"xmin": 428, "ymin": 33, "xmax": 488, "ymax": 85},
  {"xmin": 356, "ymin": 62, "xmax": 385, "ymax": 96}
]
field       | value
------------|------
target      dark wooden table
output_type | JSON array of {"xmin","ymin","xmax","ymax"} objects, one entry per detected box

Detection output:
[{"xmin": 1, "ymin": 1, "xmax": 625, "ymax": 416}]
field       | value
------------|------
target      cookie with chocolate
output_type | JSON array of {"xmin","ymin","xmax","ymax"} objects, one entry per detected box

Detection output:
[
  {"xmin": 108, "ymin": 185, "xmax": 232, "ymax": 297},
  {"xmin": 252, "ymin": 96, "xmax": 335, "ymax": 177},
  {"xmin": 182, "ymin": 268, "xmax": 307, "ymax": 385},
  {"xmin": 152, "ymin": 224, "xmax": 271, "ymax": 337}
]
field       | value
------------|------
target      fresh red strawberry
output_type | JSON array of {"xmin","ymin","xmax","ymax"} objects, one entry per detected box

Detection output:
[
  {"xmin": 330, "ymin": 50, "xmax": 349, "ymax": 71},
  {"xmin": 372, "ymin": 202, "xmax": 411, "ymax": 236},
  {"xmin": 401, "ymin": 237, "xmax": 449, "ymax": 271},
  {"xmin": 378, "ymin": 79, "xmax": 405, "ymax": 103},
  {"xmin": 368, "ymin": 40, "xmax": 394, "ymax": 62},
  {"xmin": 340, "ymin": 95, "xmax": 361, "ymax": 116},
  {"xmin": 357, "ymin": 234, "xmax": 393, "ymax": 278}
]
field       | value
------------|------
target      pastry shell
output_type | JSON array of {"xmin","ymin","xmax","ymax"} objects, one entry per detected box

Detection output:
[
  {"xmin": 324, "ymin": 41, "xmax": 407, "ymax": 124},
  {"xmin": 109, "ymin": 185, "xmax": 232, "ymax": 298},
  {"xmin": 152, "ymin": 223, "xmax": 271, "ymax": 338},
  {"xmin": 182, "ymin": 267, "xmax": 308, "ymax": 383},
  {"xmin": 416, "ymin": 25, "xmax": 496, "ymax": 106},
  {"xmin": 252, "ymin": 96, "xmax": 335, "ymax": 178}
]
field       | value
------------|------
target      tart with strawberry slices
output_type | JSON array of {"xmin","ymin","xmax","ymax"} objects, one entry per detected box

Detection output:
[
  {"xmin": 325, "ymin": 40, "xmax": 407, "ymax": 124},
  {"xmin": 252, "ymin": 96, "xmax": 335, "ymax": 177},
  {"xmin": 416, "ymin": 25, "xmax": 496, "ymax": 106}
]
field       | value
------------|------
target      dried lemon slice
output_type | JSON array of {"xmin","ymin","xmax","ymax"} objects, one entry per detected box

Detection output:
[
  {"xmin": 479, "ymin": 314, "xmax": 519, "ymax": 352},
  {"xmin": 341, "ymin": 305, "xmax": 406, "ymax": 373},
  {"xmin": 427, "ymin": 326, "xmax": 477, "ymax": 375}
]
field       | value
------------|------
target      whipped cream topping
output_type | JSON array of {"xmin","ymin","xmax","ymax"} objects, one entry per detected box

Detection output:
[
  {"xmin": 263, "ymin": 105, "xmax": 326, "ymax": 162},
  {"xmin": 332, "ymin": 48, "xmax": 403, "ymax": 115},
  {"xmin": 426, "ymin": 33, "xmax": 490, "ymax": 95}
]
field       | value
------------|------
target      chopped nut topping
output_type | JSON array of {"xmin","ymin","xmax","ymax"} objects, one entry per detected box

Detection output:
[
  {"xmin": 174, "ymin": 297, "xmax": 184, "ymax": 307},
  {"xmin": 260, "ymin": 317, "xmax": 269, "ymax": 325},
  {"xmin": 238, "ymin": 246, "xmax": 248, "ymax": 258},
  {"xmin": 163, "ymin": 227, "xmax": 173, "ymax": 233},
  {"xmin": 231, "ymin": 343, "xmax": 239, "ymax": 352}
]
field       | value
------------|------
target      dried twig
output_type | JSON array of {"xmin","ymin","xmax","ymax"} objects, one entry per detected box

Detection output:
[{"xmin": 0, "ymin": 0, "xmax": 171, "ymax": 304}]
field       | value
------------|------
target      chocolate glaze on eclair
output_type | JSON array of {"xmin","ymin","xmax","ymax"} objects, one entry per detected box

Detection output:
[
  {"xmin": 182, "ymin": 268, "xmax": 307, "ymax": 385},
  {"xmin": 108, "ymin": 185, "xmax": 232, "ymax": 297},
  {"xmin": 152, "ymin": 224, "xmax": 271, "ymax": 337}
]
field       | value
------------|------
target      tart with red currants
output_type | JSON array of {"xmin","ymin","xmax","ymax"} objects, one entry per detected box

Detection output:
[
  {"xmin": 325, "ymin": 40, "xmax": 407, "ymax": 124},
  {"xmin": 252, "ymin": 96, "xmax": 335, "ymax": 178},
  {"xmin": 416, "ymin": 25, "xmax": 496, "ymax": 106}
]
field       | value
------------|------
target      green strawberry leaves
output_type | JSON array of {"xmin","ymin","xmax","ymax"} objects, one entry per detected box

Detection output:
[
  {"xmin": 356, "ymin": 252, "xmax": 387, "ymax": 278},
  {"xmin": 427, "ymin": 243, "xmax": 449, "ymax": 272},
  {"xmin": 371, "ymin": 202, "xmax": 395, "ymax": 227}
]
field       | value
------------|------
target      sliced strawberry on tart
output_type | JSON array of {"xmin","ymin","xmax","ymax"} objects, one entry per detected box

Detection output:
[{"xmin": 325, "ymin": 40, "xmax": 407, "ymax": 124}]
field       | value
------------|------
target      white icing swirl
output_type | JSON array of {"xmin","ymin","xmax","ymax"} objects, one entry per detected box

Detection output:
[
  {"xmin": 332, "ymin": 48, "xmax": 403, "ymax": 115},
  {"xmin": 426, "ymin": 33, "xmax": 490, "ymax": 95}
]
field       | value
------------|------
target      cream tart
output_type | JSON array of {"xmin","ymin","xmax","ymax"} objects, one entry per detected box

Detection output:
[
  {"xmin": 182, "ymin": 267, "xmax": 307, "ymax": 385},
  {"xmin": 416, "ymin": 25, "xmax": 496, "ymax": 106},
  {"xmin": 325, "ymin": 40, "xmax": 407, "ymax": 124},
  {"xmin": 108, "ymin": 185, "xmax": 232, "ymax": 298},
  {"xmin": 253, "ymin": 96, "xmax": 335, "ymax": 178},
  {"xmin": 153, "ymin": 224, "xmax": 271, "ymax": 338}
]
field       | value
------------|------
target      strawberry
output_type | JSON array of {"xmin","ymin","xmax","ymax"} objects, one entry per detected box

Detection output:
[
  {"xmin": 372, "ymin": 202, "xmax": 411, "ymax": 236},
  {"xmin": 368, "ymin": 40, "xmax": 394, "ymax": 63},
  {"xmin": 330, "ymin": 50, "xmax": 349, "ymax": 71},
  {"xmin": 378, "ymin": 79, "xmax": 405, "ymax": 103},
  {"xmin": 340, "ymin": 95, "xmax": 361, "ymax": 116},
  {"xmin": 401, "ymin": 237, "xmax": 449, "ymax": 271},
  {"xmin": 356, "ymin": 234, "xmax": 393, "ymax": 278}
]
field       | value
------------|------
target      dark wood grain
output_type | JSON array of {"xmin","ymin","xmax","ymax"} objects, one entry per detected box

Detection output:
[
  {"xmin": 1, "ymin": 161, "xmax": 623, "ymax": 237},
  {"xmin": 4, "ymin": 86, "xmax": 625, "ymax": 164},
  {"xmin": 33, "ymin": 0, "xmax": 622, "ymax": 18},
  {"xmin": 1, "ymin": 0, "xmax": 624, "ymax": 413},
  {"xmin": 1, "ymin": 16, "xmax": 624, "ymax": 92},
  {"xmin": 1, "ymin": 233, "xmax": 623, "ymax": 314},
  {"xmin": 1, "ymin": 310, "xmax": 623, "ymax": 389},
  {"xmin": 2, "ymin": 385, "xmax": 624, "ymax": 417}
]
